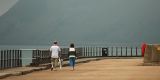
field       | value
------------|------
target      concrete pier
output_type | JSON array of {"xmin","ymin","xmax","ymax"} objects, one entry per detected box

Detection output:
[{"xmin": 1, "ymin": 58, "xmax": 160, "ymax": 80}]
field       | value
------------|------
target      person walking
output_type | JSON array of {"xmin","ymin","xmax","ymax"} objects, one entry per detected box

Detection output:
[
  {"xmin": 50, "ymin": 41, "xmax": 61, "ymax": 71},
  {"xmin": 141, "ymin": 42, "xmax": 147, "ymax": 57},
  {"xmin": 68, "ymin": 43, "xmax": 77, "ymax": 70}
]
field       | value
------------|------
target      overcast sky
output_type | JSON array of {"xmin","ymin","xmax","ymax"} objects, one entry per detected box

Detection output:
[
  {"xmin": 0, "ymin": 0, "xmax": 160, "ymax": 46},
  {"xmin": 0, "ymin": 0, "xmax": 18, "ymax": 16}
]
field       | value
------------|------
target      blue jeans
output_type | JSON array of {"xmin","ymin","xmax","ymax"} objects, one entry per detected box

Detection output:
[{"xmin": 69, "ymin": 57, "xmax": 76, "ymax": 68}]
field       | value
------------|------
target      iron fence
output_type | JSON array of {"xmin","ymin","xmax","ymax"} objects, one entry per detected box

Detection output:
[
  {"xmin": 82, "ymin": 46, "xmax": 141, "ymax": 57},
  {"xmin": 0, "ymin": 50, "xmax": 22, "ymax": 69},
  {"xmin": 0, "ymin": 46, "xmax": 141, "ymax": 69}
]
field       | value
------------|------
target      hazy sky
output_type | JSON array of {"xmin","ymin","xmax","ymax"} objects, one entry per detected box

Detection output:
[
  {"xmin": 0, "ymin": 0, "xmax": 18, "ymax": 16},
  {"xmin": 0, "ymin": 0, "xmax": 160, "ymax": 46}
]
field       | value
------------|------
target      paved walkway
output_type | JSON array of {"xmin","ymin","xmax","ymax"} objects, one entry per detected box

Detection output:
[
  {"xmin": 1, "ymin": 58, "xmax": 160, "ymax": 80},
  {"xmin": 0, "ymin": 58, "xmax": 100, "ymax": 79}
]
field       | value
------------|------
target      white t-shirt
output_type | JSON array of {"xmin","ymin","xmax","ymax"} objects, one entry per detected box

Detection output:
[{"xmin": 50, "ymin": 45, "xmax": 61, "ymax": 58}]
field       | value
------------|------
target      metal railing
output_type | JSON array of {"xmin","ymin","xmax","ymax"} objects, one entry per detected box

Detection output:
[
  {"xmin": 31, "ymin": 50, "xmax": 51, "ymax": 66},
  {"xmin": 0, "ymin": 50, "xmax": 22, "ymax": 69},
  {"xmin": 0, "ymin": 46, "xmax": 141, "ymax": 69},
  {"xmin": 82, "ymin": 46, "xmax": 141, "ymax": 57},
  {"xmin": 30, "ymin": 48, "xmax": 83, "ymax": 66}
]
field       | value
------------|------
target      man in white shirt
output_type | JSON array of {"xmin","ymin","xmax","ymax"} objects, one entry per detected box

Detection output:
[{"xmin": 50, "ymin": 41, "xmax": 61, "ymax": 71}]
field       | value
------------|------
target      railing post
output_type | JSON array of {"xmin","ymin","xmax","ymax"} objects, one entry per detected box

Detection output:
[
  {"xmin": 93, "ymin": 46, "xmax": 95, "ymax": 57},
  {"xmin": 89, "ymin": 46, "xmax": 91, "ymax": 57},
  {"xmin": 84, "ymin": 46, "xmax": 86, "ymax": 57},
  {"xmin": 19, "ymin": 50, "xmax": 22, "ymax": 67},
  {"xmin": 90, "ymin": 46, "xmax": 91, "ymax": 57},
  {"xmin": 1, "ymin": 50, "xmax": 4, "ymax": 69},
  {"xmin": 82, "ymin": 47, "xmax": 84, "ymax": 57},
  {"xmin": 86, "ymin": 46, "xmax": 88, "ymax": 57},
  {"xmin": 131, "ymin": 47, "xmax": 132, "ymax": 57},
  {"xmin": 39, "ymin": 50, "xmax": 42, "ymax": 64},
  {"xmin": 116, "ymin": 47, "xmax": 118, "ymax": 57},
  {"xmin": 6, "ymin": 50, "xmax": 9, "ymax": 68},
  {"xmin": 42, "ymin": 50, "xmax": 45, "ymax": 64},
  {"xmin": 31, "ymin": 50, "xmax": 39, "ymax": 66},
  {"xmin": 48, "ymin": 50, "xmax": 50, "ymax": 63},
  {"xmin": 42, "ymin": 50, "xmax": 45, "ymax": 63},
  {"xmin": 16, "ymin": 50, "xmax": 19, "ymax": 67},
  {"xmin": 121, "ymin": 47, "xmax": 122, "ymax": 56},
  {"xmin": 126, "ymin": 47, "xmax": 127, "ymax": 56},
  {"xmin": 11, "ymin": 50, "xmax": 13, "ymax": 68},
  {"xmin": 14, "ymin": 50, "xmax": 17, "ymax": 67},
  {"xmin": 4, "ymin": 50, "xmax": 7, "ymax": 69},
  {"xmin": 12, "ymin": 50, "xmax": 15, "ymax": 67},
  {"xmin": 136, "ymin": 47, "xmax": 138, "ymax": 56},
  {"xmin": 98, "ymin": 47, "xmax": 101, "ymax": 56},
  {"xmin": 8, "ymin": 50, "xmax": 11, "ymax": 68},
  {"xmin": 32, "ymin": 50, "xmax": 34, "ymax": 64},
  {"xmin": 111, "ymin": 47, "xmax": 113, "ymax": 57},
  {"xmin": 95, "ymin": 46, "xmax": 97, "ymax": 57},
  {"xmin": 85, "ymin": 46, "xmax": 87, "ymax": 57},
  {"xmin": 37, "ymin": 50, "xmax": 40, "ymax": 66},
  {"xmin": 0, "ymin": 50, "xmax": 2, "ymax": 69}
]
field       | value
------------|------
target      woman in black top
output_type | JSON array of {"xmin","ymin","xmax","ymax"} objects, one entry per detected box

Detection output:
[{"xmin": 68, "ymin": 43, "xmax": 76, "ymax": 70}]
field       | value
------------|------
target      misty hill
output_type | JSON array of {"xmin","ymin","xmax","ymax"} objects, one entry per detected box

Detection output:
[{"xmin": 0, "ymin": 0, "xmax": 160, "ymax": 46}]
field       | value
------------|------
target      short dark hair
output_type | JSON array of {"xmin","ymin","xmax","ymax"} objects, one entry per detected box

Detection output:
[
  {"xmin": 54, "ymin": 41, "xmax": 57, "ymax": 44},
  {"xmin": 70, "ymin": 43, "xmax": 74, "ymax": 48}
]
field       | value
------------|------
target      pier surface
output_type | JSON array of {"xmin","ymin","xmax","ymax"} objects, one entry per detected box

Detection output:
[{"xmin": 1, "ymin": 58, "xmax": 160, "ymax": 80}]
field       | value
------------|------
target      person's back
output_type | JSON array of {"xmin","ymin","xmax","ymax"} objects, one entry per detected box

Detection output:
[
  {"xmin": 50, "ymin": 41, "xmax": 61, "ymax": 71},
  {"xmin": 69, "ymin": 48, "xmax": 76, "ymax": 58},
  {"xmin": 68, "ymin": 43, "xmax": 76, "ymax": 70},
  {"xmin": 50, "ymin": 45, "xmax": 60, "ymax": 58}
]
